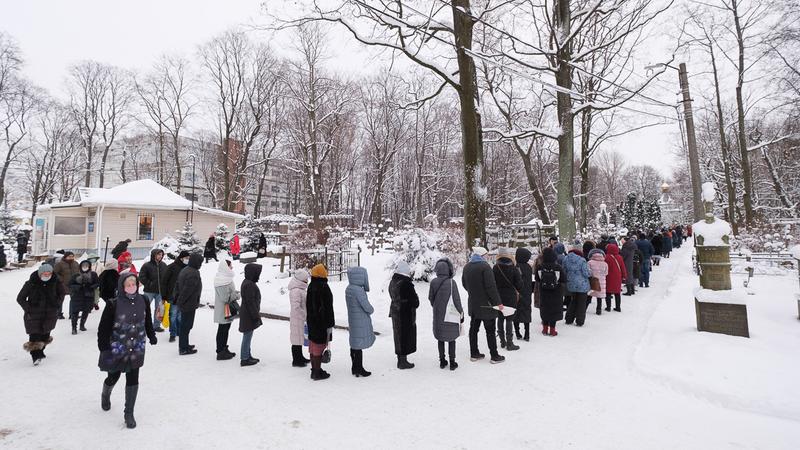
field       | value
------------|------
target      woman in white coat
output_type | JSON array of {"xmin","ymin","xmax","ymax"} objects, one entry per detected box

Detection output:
[
  {"xmin": 288, "ymin": 269, "xmax": 311, "ymax": 367},
  {"xmin": 213, "ymin": 259, "xmax": 239, "ymax": 361}
]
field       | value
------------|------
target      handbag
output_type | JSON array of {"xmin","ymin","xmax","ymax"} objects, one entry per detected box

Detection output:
[
  {"xmin": 443, "ymin": 281, "xmax": 462, "ymax": 324},
  {"xmin": 589, "ymin": 276, "xmax": 601, "ymax": 292},
  {"xmin": 322, "ymin": 328, "xmax": 333, "ymax": 363},
  {"xmin": 225, "ymin": 300, "xmax": 240, "ymax": 320}
]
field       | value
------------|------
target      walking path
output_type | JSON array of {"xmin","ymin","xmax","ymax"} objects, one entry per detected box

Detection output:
[{"xmin": 0, "ymin": 244, "xmax": 797, "ymax": 449}]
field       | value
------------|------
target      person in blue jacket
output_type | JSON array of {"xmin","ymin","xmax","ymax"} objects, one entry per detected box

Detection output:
[
  {"xmin": 635, "ymin": 233, "xmax": 656, "ymax": 288},
  {"xmin": 345, "ymin": 267, "xmax": 375, "ymax": 377}
]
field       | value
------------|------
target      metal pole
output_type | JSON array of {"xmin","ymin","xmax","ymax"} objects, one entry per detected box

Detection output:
[
  {"xmin": 103, "ymin": 236, "xmax": 110, "ymax": 264},
  {"xmin": 678, "ymin": 63, "xmax": 704, "ymax": 223},
  {"xmin": 190, "ymin": 155, "xmax": 196, "ymax": 224}
]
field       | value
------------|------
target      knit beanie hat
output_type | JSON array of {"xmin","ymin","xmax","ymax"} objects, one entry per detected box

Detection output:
[{"xmin": 38, "ymin": 263, "xmax": 53, "ymax": 275}]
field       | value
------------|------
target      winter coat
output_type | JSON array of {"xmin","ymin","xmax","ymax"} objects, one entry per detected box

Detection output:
[
  {"xmin": 139, "ymin": 249, "xmax": 168, "ymax": 294},
  {"xmin": 306, "ymin": 276, "xmax": 335, "ymax": 344},
  {"xmin": 161, "ymin": 258, "xmax": 186, "ymax": 303},
  {"xmin": 17, "ymin": 271, "xmax": 65, "ymax": 335},
  {"xmin": 68, "ymin": 264, "xmax": 99, "ymax": 311},
  {"xmin": 344, "ymin": 267, "xmax": 376, "ymax": 350},
  {"xmin": 16, "ymin": 234, "xmax": 28, "ymax": 253},
  {"xmin": 662, "ymin": 232, "xmax": 673, "ymax": 253},
  {"xmin": 515, "ymin": 248, "xmax": 534, "ymax": 324},
  {"xmin": 493, "ymin": 257, "xmax": 522, "ymax": 311},
  {"xmin": 288, "ymin": 270, "xmax": 309, "ymax": 346},
  {"xmin": 636, "ymin": 238, "xmax": 656, "ymax": 261},
  {"xmin": 604, "ymin": 244, "xmax": 627, "ymax": 295},
  {"xmin": 633, "ymin": 249, "xmax": 643, "ymax": 279},
  {"xmin": 54, "ymin": 258, "xmax": 80, "ymax": 295},
  {"xmin": 117, "ymin": 251, "xmax": 137, "ymax": 275},
  {"xmin": 173, "ymin": 253, "xmax": 203, "ymax": 313},
  {"xmin": 230, "ymin": 235, "xmax": 241, "ymax": 256},
  {"xmin": 461, "ymin": 256, "xmax": 502, "ymax": 320},
  {"xmin": 620, "ymin": 239, "xmax": 637, "ymax": 284},
  {"xmin": 110, "ymin": 240, "xmax": 129, "ymax": 260},
  {"xmin": 535, "ymin": 249, "xmax": 565, "ymax": 323},
  {"xmin": 213, "ymin": 278, "xmax": 240, "ymax": 325},
  {"xmin": 587, "ymin": 249, "xmax": 608, "ymax": 298},
  {"xmin": 97, "ymin": 274, "xmax": 156, "ymax": 373},
  {"xmin": 389, "ymin": 272, "xmax": 419, "ymax": 355},
  {"xmin": 563, "ymin": 251, "xmax": 590, "ymax": 294},
  {"xmin": 239, "ymin": 264, "xmax": 263, "ymax": 333},
  {"xmin": 98, "ymin": 269, "xmax": 119, "ymax": 302},
  {"xmin": 651, "ymin": 235, "xmax": 663, "ymax": 256},
  {"xmin": 204, "ymin": 237, "xmax": 216, "ymax": 259},
  {"xmin": 428, "ymin": 258, "xmax": 463, "ymax": 342},
  {"xmin": 554, "ymin": 243, "xmax": 566, "ymax": 266}
]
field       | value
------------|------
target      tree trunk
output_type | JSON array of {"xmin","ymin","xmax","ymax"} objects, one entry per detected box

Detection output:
[
  {"xmin": 709, "ymin": 42, "xmax": 739, "ymax": 234},
  {"xmin": 172, "ymin": 135, "xmax": 182, "ymax": 195},
  {"xmin": 761, "ymin": 148, "xmax": 794, "ymax": 215},
  {"xmin": 578, "ymin": 108, "xmax": 593, "ymax": 231},
  {"xmin": 253, "ymin": 159, "xmax": 270, "ymax": 217},
  {"xmin": 555, "ymin": 0, "xmax": 576, "ymax": 240},
  {"xmin": 84, "ymin": 144, "xmax": 93, "ymax": 187},
  {"xmin": 732, "ymin": 0, "xmax": 755, "ymax": 226},
  {"xmin": 515, "ymin": 143, "xmax": 551, "ymax": 223},
  {"xmin": 98, "ymin": 144, "xmax": 112, "ymax": 188},
  {"xmin": 452, "ymin": 0, "xmax": 486, "ymax": 250}
]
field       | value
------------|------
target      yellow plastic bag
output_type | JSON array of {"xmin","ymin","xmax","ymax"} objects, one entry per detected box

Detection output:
[{"xmin": 162, "ymin": 301, "xmax": 171, "ymax": 328}]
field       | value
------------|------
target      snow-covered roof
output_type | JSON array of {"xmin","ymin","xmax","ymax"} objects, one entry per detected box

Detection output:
[
  {"xmin": 262, "ymin": 213, "xmax": 303, "ymax": 223},
  {"xmin": 37, "ymin": 179, "xmax": 244, "ymax": 220}
]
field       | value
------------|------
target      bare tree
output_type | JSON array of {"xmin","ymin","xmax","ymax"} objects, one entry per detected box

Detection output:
[
  {"xmin": 135, "ymin": 55, "xmax": 195, "ymax": 192},
  {"xmin": 1, "ymin": 78, "xmax": 40, "ymax": 204}
]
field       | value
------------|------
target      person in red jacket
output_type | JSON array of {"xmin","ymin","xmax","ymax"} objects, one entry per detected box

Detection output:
[
  {"xmin": 229, "ymin": 234, "xmax": 241, "ymax": 260},
  {"xmin": 604, "ymin": 243, "xmax": 627, "ymax": 313},
  {"xmin": 117, "ymin": 251, "xmax": 138, "ymax": 275}
]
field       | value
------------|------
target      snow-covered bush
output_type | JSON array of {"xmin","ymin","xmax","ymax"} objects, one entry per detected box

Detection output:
[
  {"xmin": 731, "ymin": 224, "xmax": 798, "ymax": 253},
  {"xmin": 152, "ymin": 235, "xmax": 181, "ymax": 260},
  {"xmin": 214, "ymin": 223, "xmax": 230, "ymax": 252},
  {"xmin": 390, "ymin": 228, "xmax": 442, "ymax": 281},
  {"xmin": 167, "ymin": 222, "xmax": 203, "ymax": 257}
]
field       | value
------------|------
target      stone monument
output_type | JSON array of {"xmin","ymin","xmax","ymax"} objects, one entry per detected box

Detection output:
[{"xmin": 693, "ymin": 182, "xmax": 749, "ymax": 338}]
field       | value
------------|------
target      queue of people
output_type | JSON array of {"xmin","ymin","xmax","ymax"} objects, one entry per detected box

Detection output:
[{"xmin": 14, "ymin": 226, "xmax": 686, "ymax": 430}]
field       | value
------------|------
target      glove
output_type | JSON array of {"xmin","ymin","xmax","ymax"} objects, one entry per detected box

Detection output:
[
  {"xmin": 149, "ymin": 336, "xmax": 158, "ymax": 346},
  {"xmin": 94, "ymin": 304, "xmax": 100, "ymax": 310}
]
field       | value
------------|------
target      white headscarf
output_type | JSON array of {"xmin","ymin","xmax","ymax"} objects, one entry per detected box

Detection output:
[{"xmin": 213, "ymin": 259, "xmax": 235, "ymax": 287}]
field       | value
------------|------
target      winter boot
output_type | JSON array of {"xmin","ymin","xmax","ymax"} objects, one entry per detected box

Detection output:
[
  {"xmin": 523, "ymin": 324, "xmax": 530, "ymax": 342},
  {"xmin": 490, "ymin": 354, "xmax": 506, "ymax": 364},
  {"xmin": 596, "ymin": 302, "xmax": 602, "ymax": 315},
  {"xmin": 216, "ymin": 347, "xmax": 236, "ymax": 361},
  {"xmin": 124, "ymin": 385, "xmax": 138, "ymax": 429},
  {"xmin": 614, "ymin": 296, "xmax": 622, "ymax": 312},
  {"xmin": 470, "ymin": 352, "xmax": 485, "ymax": 362},
  {"xmin": 605, "ymin": 297, "xmax": 612, "ymax": 312},
  {"xmin": 549, "ymin": 325, "xmax": 558, "ymax": 337},
  {"xmin": 101, "ymin": 381, "xmax": 115, "ymax": 411},
  {"xmin": 514, "ymin": 322, "xmax": 523, "ymax": 340},
  {"xmin": 79, "ymin": 313, "xmax": 88, "ymax": 331},
  {"xmin": 541, "ymin": 324, "xmax": 549, "ymax": 336},
  {"xmin": 310, "ymin": 356, "xmax": 330, "ymax": 380},
  {"xmin": 623, "ymin": 285, "xmax": 633, "ymax": 296},
  {"xmin": 71, "ymin": 317, "xmax": 78, "ymax": 335},
  {"xmin": 438, "ymin": 345, "xmax": 447, "ymax": 369},
  {"xmin": 352, "ymin": 349, "xmax": 371, "ymax": 377},
  {"xmin": 397, "ymin": 355, "xmax": 415, "ymax": 370},
  {"xmin": 292, "ymin": 345, "xmax": 308, "ymax": 367},
  {"xmin": 505, "ymin": 332, "xmax": 519, "ymax": 351}
]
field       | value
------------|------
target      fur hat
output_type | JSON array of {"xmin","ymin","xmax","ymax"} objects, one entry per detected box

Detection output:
[
  {"xmin": 311, "ymin": 264, "xmax": 328, "ymax": 278},
  {"xmin": 471, "ymin": 246, "xmax": 488, "ymax": 257}
]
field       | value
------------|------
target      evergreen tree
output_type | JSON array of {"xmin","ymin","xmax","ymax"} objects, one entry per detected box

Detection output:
[
  {"xmin": 175, "ymin": 222, "xmax": 202, "ymax": 255},
  {"xmin": 214, "ymin": 223, "xmax": 230, "ymax": 252},
  {"xmin": 0, "ymin": 201, "xmax": 15, "ymax": 245}
]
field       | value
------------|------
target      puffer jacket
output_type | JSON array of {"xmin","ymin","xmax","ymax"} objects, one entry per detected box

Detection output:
[
  {"xmin": 174, "ymin": 254, "xmax": 203, "ymax": 312},
  {"xmin": 288, "ymin": 270, "xmax": 309, "ymax": 346},
  {"xmin": 587, "ymin": 249, "xmax": 608, "ymax": 298},
  {"xmin": 239, "ymin": 264, "xmax": 263, "ymax": 333},
  {"xmin": 139, "ymin": 249, "xmax": 168, "ymax": 294},
  {"xmin": 344, "ymin": 267, "xmax": 376, "ymax": 350},
  {"xmin": 18, "ymin": 271, "xmax": 65, "ymax": 335},
  {"xmin": 563, "ymin": 251, "xmax": 590, "ymax": 294},
  {"xmin": 428, "ymin": 258, "xmax": 463, "ymax": 342}
]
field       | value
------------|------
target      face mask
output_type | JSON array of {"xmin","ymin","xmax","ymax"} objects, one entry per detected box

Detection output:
[
  {"xmin": 40, "ymin": 275, "xmax": 52, "ymax": 282},
  {"xmin": 182, "ymin": 258, "xmax": 189, "ymax": 265},
  {"xmin": 124, "ymin": 284, "xmax": 138, "ymax": 295}
]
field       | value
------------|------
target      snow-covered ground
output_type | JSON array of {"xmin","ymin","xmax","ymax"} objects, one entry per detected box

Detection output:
[{"xmin": 1, "ymin": 242, "xmax": 799, "ymax": 449}]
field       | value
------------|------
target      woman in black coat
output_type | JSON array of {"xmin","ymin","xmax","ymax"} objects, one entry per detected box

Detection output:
[
  {"xmin": 17, "ymin": 264, "xmax": 65, "ymax": 365},
  {"xmin": 239, "ymin": 263, "xmax": 263, "ymax": 367},
  {"xmin": 257, "ymin": 233, "xmax": 268, "ymax": 258},
  {"xmin": 388, "ymin": 261, "xmax": 420, "ymax": 370},
  {"xmin": 514, "ymin": 247, "xmax": 534, "ymax": 341},
  {"xmin": 98, "ymin": 260, "xmax": 120, "ymax": 303},
  {"xmin": 69, "ymin": 260, "xmax": 100, "ymax": 334},
  {"xmin": 204, "ymin": 235, "xmax": 218, "ymax": 263},
  {"xmin": 535, "ymin": 247, "xmax": 566, "ymax": 337},
  {"xmin": 97, "ymin": 273, "xmax": 157, "ymax": 429},
  {"xmin": 306, "ymin": 264, "xmax": 334, "ymax": 380},
  {"xmin": 493, "ymin": 249, "xmax": 522, "ymax": 351}
]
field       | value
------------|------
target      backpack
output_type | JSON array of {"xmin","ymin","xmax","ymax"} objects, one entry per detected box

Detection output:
[{"xmin": 538, "ymin": 267, "xmax": 559, "ymax": 291}]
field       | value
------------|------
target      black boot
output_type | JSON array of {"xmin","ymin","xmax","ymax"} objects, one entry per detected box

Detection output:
[
  {"xmin": 124, "ymin": 385, "xmax": 138, "ymax": 429},
  {"xmin": 101, "ymin": 381, "xmax": 115, "ymax": 411},
  {"xmin": 623, "ymin": 285, "xmax": 633, "ymax": 296},
  {"xmin": 71, "ymin": 316, "xmax": 78, "ymax": 335},
  {"xmin": 605, "ymin": 297, "xmax": 612, "ymax": 312},
  {"xmin": 514, "ymin": 321, "xmax": 523, "ymax": 340},
  {"xmin": 438, "ymin": 342, "xmax": 447, "ymax": 369},
  {"xmin": 292, "ymin": 345, "xmax": 308, "ymax": 367},
  {"xmin": 523, "ymin": 323, "xmax": 530, "ymax": 342},
  {"xmin": 614, "ymin": 296, "xmax": 622, "ymax": 312},
  {"xmin": 79, "ymin": 313, "xmax": 88, "ymax": 331},
  {"xmin": 596, "ymin": 300, "xmax": 602, "ymax": 315},
  {"xmin": 310, "ymin": 356, "xmax": 330, "ymax": 380},
  {"xmin": 352, "ymin": 349, "xmax": 371, "ymax": 377},
  {"xmin": 397, "ymin": 355, "xmax": 415, "ymax": 370}
]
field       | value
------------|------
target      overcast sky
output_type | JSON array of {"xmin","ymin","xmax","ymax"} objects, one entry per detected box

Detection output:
[{"xmin": 1, "ymin": 0, "xmax": 682, "ymax": 177}]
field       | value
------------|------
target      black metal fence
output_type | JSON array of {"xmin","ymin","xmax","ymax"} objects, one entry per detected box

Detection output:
[{"xmin": 287, "ymin": 247, "xmax": 362, "ymax": 281}]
